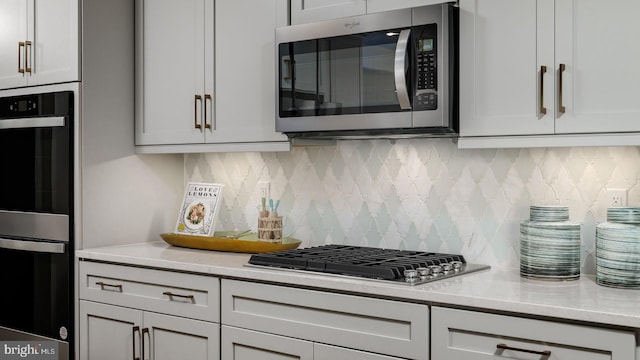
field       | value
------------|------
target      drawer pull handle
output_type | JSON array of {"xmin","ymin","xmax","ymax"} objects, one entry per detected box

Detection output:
[
  {"xmin": 163, "ymin": 291, "xmax": 195, "ymax": 302},
  {"xmin": 539, "ymin": 65, "xmax": 547, "ymax": 115},
  {"xmin": 194, "ymin": 94, "xmax": 202, "ymax": 129},
  {"xmin": 132, "ymin": 326, "xmax": 141, "ymax": 360},
  {"xmin": 18, "ymin": 42, "xmax": 25, "ymax": 73},
  {"xmin": 558, "ymin": 63, "xmax": 566, "ymax": 114},
  {"xmin": 497, "ymin": 343, "xmax": 551, "ymax": 358},
  {"xmin": 141, "ymin": 328, "xmax": 149, "ymax": 360},
  {"xmin": 96, "ymin": 281, "xmax": 123, "ymax": 291},
  {"xmin": 25, "ymin": 41, "xmax": 32, "ymax": 73}
]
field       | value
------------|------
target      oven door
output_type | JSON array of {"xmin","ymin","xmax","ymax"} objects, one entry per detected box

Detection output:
[
  {"xmin": 0, "ymin": 91, "xmax": 72, "ymax": 242},
  {"xmin": 0, "ymin": 243, "xmax": 70, "ymax": 359}
]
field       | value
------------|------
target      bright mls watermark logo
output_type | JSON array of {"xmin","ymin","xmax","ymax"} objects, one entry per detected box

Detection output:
[{"xmin": 0, "ymin": 342, "xmax": 57, "ymax": 359}]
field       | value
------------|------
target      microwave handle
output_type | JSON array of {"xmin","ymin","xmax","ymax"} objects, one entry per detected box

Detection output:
[{"xmin": 394, "ymin": 29, "xmax": 412, "ymax": 110}]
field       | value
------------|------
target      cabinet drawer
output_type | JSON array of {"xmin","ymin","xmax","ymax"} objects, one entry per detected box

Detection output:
[
  {"xmin": 79, "ymin": 261, "xmax": 219, "ymax": 322},
  {"xmin": 221, "ymin": 279, "xmax": 428, "ymax": 360},
  {"xmin": 432, "ymin": 307, "xmax": 636, "ymax": 360}
]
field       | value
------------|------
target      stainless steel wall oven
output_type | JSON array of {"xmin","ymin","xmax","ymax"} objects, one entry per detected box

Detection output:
[{"xmin": 0, "ymin": 90, "xmax": 74, "ymax": 360}]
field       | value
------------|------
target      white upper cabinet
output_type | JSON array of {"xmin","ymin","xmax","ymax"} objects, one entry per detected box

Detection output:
[
  {"xmin": 136, "ymin": 0, "xmax": 212, "ymax": 145},
  {"xmin": 367, "ymin": 0, "xmax": 453, "ymax": 14},
  {"xmin": 460, "ymin": 0, "xmax": 640, "ymax": 139},
  {"xmin": 136, "ymin": 0, "xmax": 289, "ymax": 152},
  {"xmin": 290, "ymin": 0, "xmax": 445, "ymax": 24},
  {"xmin": 459, "ymin": 0, "xmax": 554, "ymax": 137},
  {"xmin": 211, "ymin": 0, "xmax": 289, "ymax": 145},
  {"xmin": 554, "ymin": 0, "xmax": 640, "ymax": 134},
  {"xmin": 290, "ymin": 0, "xmax": 366, "ymax": 25},
  {"xmin": 0, "ymin": 0, "xmax": 79, "ymax": 90}
]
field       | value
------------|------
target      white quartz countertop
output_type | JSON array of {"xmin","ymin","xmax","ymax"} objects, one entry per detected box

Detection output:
[{"xmin": 77, "ymin": 241, "xmax": 640, "ymax": 329}]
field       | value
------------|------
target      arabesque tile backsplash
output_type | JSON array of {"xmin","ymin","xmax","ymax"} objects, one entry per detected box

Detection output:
[{"xmin": 185, "ymin": 140, "xmax": 640, "ymax": 273}]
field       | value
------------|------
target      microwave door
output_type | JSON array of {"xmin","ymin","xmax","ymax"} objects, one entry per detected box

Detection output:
[{"xmin": 277, "ymin": 28, "xmax": 412, "ymax": 132}]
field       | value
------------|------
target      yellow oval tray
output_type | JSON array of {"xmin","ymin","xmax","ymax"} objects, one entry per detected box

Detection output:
[{"xmin": 160, "ymin": 231, "xmax": 301, "ymax": 253}]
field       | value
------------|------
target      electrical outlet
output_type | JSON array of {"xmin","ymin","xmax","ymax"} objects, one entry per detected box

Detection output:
[
  {"xmin": 606, "ymin": 188, "xmax": 627, "ymax": 207},
  {"xmin": 258, "ymin": 181, "xmax": 270, "ymax": 200}
]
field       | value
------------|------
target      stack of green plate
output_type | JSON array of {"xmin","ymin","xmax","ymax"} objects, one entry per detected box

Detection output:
[{"xmin": 520, "ymin": 205, "xmax": 581, "ymax": 280}]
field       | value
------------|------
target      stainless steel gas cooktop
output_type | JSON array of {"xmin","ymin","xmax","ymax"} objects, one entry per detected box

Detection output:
[{"xmin": 247, "ymin": 244, "xmax": 490, "ymax": 285}]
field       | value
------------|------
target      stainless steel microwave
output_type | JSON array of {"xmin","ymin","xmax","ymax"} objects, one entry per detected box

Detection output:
[{"xmin": 276, "ymin": 3, "xmax": 458, "ymax": 139}]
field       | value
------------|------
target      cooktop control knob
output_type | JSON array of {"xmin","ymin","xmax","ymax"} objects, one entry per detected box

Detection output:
[
  {"xmin": 428, "ymin": 265, "xmax": 443, "ymax": 276},
  {"xmin": 416, "ymin": 267, "xmax": 430, "ymax": 278},
  {"xmin": 441, "ymin": 263, "xmax": 453, "ymax": 272},
  {"xmin": 450, "ymin": 261, "xmax": 463, "ymax": 271},
  {"xmin": 404, "ymin": 269, "xmax": 419, "ymax": 282}
]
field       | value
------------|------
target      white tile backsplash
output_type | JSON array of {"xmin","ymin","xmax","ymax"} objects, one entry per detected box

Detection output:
[{"xmin": 185, "ymin": 140, "xmax": 640, "ymax": 273}]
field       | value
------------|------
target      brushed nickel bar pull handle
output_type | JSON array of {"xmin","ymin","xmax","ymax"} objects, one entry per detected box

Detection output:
[
  {"xmin": 141, "ymin": 328, "xmax": 149, "ymax": 360},
  {"xmin": 132, "ymin": 326, "xmax": 141, "ymax": 360},
  {"xmin": 558, "ymin": 63, "xmax": 566, "ymax": 113},
  {"xmin": 18, "ymin": 42, "xmax": 25, "ymax": 74},
  {"xmin": 163, "ymin": 291, "xmax": 195, "ymax": 302},
  {"xmin": 25, "ymin": 41, "xmax": 32, "ymax": 73},
  {"xmin": 539, "ymin": 65, "xmax": 547, "ymax": 115},
  {"xmin": 96, "ymin": 281, "xmax": 123, "ymax": 291},
  {"xmin": 204, "ymin": 94, "xmax": 212, "ymax": 129},
  {"xmin": 497, "ymin": 343, "xmax": 551, "ymax": 358},
  {"xmin": 194, "ymin": 94, "xmax": 202, "ymax": 129}
]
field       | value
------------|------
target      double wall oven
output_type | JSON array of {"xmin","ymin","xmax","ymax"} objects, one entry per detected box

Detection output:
[{"xmin": 0, "ymin": 87, "xmax": 76, "ymax": 360}]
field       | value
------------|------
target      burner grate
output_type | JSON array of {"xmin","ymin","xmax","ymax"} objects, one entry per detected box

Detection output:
[{"xmin": 248, "ymin": 244, "xmax": 466, "ymax": 280}]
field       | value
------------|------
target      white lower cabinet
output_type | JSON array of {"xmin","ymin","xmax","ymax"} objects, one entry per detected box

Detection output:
[
  {"xmin": 431, "ymin": 306, "xmax": 636, "ymax": 360},
  {"xmin": 221, "ymin": 325, "xmax": 405, "ymax": 360},
  {"xmin": 221, "ymin": 279, "xmax": 427, "ymax": 360},
  {"xmin": 222, "ymin": 326, "xmax": 314, "ymax": 360},
  {"xmin": 80, "ymin": 301, "xmax": 219, "ymax": 360},
  {"xmin": 78, "ymin": 261, "xmax": 221, "ymax": 360}
]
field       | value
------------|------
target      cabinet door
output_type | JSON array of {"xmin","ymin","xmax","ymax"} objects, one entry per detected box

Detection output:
[
  {"xmin": 0, "ymin": 0, "xmax": 28, "ymax": 89},
  {"xmin": 459, "ymin": 0, "xmax": 555, "ymax": 137},
  {"xmin": 432, "ymin": 307, "xmax": 636, "ymax": 360},
  {"xmin": 221, "ymin": 326, "xmax": 313, "ymax": 360},
  {"xmin": 290, "ymin": 0, "xmax": 366, "ymax": 25},
  {"xmin": 209, "ymin": 0, "xmax": 288, "ymax": 144},
  {"xmin": 27, "ymin": 0, "xmax": 79, "ymax": 86},
  {"xmin": 555, "ymin": 0, "xmax": 640, "ymax": 134},
  {"xmin": 79, "ymin": 300, "xmax": 144, "ymax": 360},
  {"xmin": 315, "ymin": 343, "xmax": 404, "ymax": 360},
  {"xmin": 144, "ymin": 312, "xmax": 219, "ymax": 360},
  {"xmin": 136, "ymin": 0, "xmax": 211, "ymax": 145},
  {"xmin": 367, "ymin": 0, "xmax": 446, "ymax": 14}
]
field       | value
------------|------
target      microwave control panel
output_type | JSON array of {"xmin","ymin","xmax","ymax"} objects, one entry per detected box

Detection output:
[{"xmin": 414, "ymin": 24, "xmax": 437, "ymax": 111}]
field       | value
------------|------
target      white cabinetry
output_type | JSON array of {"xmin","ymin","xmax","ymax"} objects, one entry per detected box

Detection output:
[
  {"xmin": 290, "ymin": 0, "xmax": 443, "ymax": 24},
  {"xmin": 459, "ymin": 0, "xmax": 640, "ymax": 146},
  {"xmin": 78, "ymin": 261, "xmax": 220, "ymax": 360},
  {"xmin": 0, "ymin": 0, "xmax": 79, "ymax": 90},
  {"xmin": 222, "ymin": 326, "xmax": 314, "ymax": 360},
  {"xmin": 290, "ymin": 0, "xmax": 366, "ymax": 24},
  {"xmin": 367, "ymin": 0, "xmax": 453, "ymax": 14},
  {"xmin": 221, "ymin": 279, "xmax": 426, "ymax": 360},
  {"xmin": 432, "ymin": 307, "xmax": 636, "ymax": 360},
  {"xmin": 135, "ymin": 0, "xmax": 289, "ymax": 153},
  {"xmin": 135, "ymin": 0, "xmax": 213, "ymax": 146}
]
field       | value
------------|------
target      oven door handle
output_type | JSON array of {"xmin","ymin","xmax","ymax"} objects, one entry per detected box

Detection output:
[
  {"xmin": 0, "ymin": 238, "xmax": 65, "ymax": 254},
  {"xmin": 0, "ymin": 116, "xmax": 65, "ymax": 130},
  {"xmin": 394, "ymin": 29, "xmax": 412, "ymax": 110}
]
